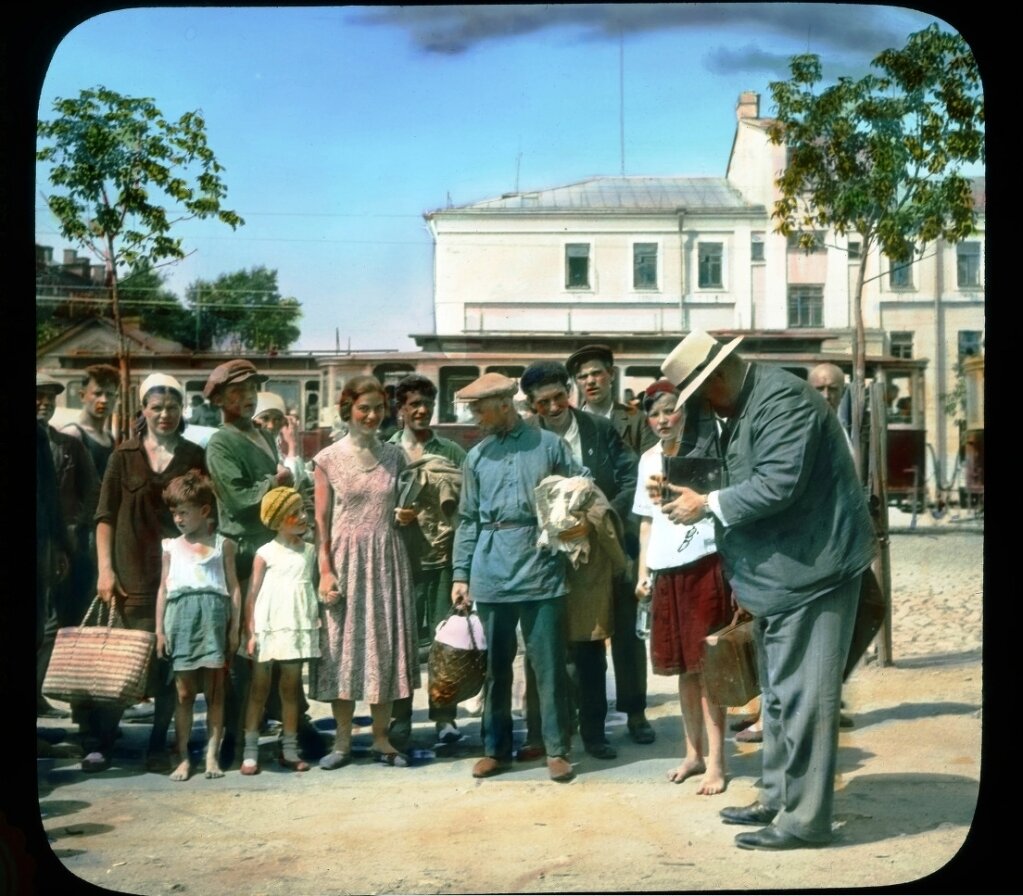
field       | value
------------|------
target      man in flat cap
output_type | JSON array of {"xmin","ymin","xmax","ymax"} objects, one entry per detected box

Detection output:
[
  {"xmin": 567, "ymin": 344, "xmax": 657, "ymax": 456},
  {"xmin": 566, "ymin": 345, "xmax": 657, "ymax": 744},
  {"xmin": 659, "ymin": 331, "xmax": 875, "ymax": 851},
  {"xmin": 203, "ymin": 359, "xmax": 299, "ymax": 765},
  {"xmin": 450, "ymin": 372, "xmax": 587, "ymax": 782}
]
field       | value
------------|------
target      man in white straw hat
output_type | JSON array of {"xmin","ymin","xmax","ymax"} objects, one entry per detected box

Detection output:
[
  {"xmin": 450, "ymin": 371, "xmax": 587, "ymax": 783},
  {"xmin": 659, "ymin": 330, "xmax": 875, "ymax": 851}
]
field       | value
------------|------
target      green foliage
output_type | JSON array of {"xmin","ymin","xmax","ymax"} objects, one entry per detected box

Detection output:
[
  {"xmin": 37, "ymin": 86, "xmax": 244, "ymax": 274},
  {"xmin": 118, "ymin": 263, "xmax": 198, "ymax": 347},
  {"xmin": 767, "ymin": 24, "xmax": 984, "ymax": 259},
  {"xmin": 185, "ymin": 267, "xmax": 301, "ymax": 352}
]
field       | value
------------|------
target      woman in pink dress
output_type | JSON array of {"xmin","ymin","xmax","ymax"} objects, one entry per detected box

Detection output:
[{"xmin": 312, "ymin": 376, "xmax": 418, "ymax": 769}]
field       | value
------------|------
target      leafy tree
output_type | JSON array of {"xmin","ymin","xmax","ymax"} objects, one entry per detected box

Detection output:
[
  {"xmin": 37, "ymin": 86, "xmax": 244, "ymax": 439},
  {"xmin": 185, "ymin": 267, "xmax": 301, "ymax": 352},
  {"xmin": 118, "ymin": 262, "xmax": 198, "ymax": 347},
  {"xmin": 767, "ymin": 24, "xmax": 984, "ymax": 474}
]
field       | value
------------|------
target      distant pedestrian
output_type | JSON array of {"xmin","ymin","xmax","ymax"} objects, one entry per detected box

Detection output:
[
  {"xmin": 156, "ymin": 471, "xmax": 241, "ymax": 781},
  {"xmin": 239, "ymin": 487, "xmax": 321, "ymax": 775}
]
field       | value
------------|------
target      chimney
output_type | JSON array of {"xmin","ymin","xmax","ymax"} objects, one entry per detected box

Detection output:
[
  {"xmin": 63, "ymin": 249, "xmax": 77, "ymax": 265},
  {"xmin": 736, "ymin": 91, "xmax": 760, "ymax": 121},
  {"xmin": 91, "ymin": 264, "xmax": 106, "ymax": 285}
]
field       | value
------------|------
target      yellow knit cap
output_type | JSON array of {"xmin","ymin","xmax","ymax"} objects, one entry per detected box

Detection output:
[{"xmin": 260, "ymin": 487, "xmax": 302, "ymax": 530}]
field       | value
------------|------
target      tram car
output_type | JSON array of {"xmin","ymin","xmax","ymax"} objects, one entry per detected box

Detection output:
[{"xmin": 38, "ymin": 327, "xmax": 932, "ymax": 506}]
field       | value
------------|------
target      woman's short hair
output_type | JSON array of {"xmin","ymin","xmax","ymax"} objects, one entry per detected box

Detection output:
[
  {"xmin": 337, "ymin": 375, "xmax": 386, "ymax": 422},
  {"xmin": 163, "ymin": 469, "xmax": 215, "ymax": 510}
]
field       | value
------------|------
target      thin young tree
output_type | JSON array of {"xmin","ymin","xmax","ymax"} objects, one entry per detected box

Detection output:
[
  {"xmin": 37, "ymin": 86, "xmax": 244, "ymax": 440},
  {"xmin": 767, "ymin": 23, "xmax": 984, "ymax": 476}
]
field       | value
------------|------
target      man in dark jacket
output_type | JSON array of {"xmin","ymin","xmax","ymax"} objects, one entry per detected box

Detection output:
[
  {"xmin": 661, "ymin": 331, "xmax": 875, "ymax": 850},
  {"xmin": 519, "ymin": 361, "xmax": 642, "ymax": 760}
]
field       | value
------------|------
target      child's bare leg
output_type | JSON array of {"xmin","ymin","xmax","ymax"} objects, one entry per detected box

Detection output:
[
  {"xmin": 697, "ymin": 676, "xmax": 727, "ymax": 795},
  {"xmin": 668, "ymin": 673, "xmax": 706, "ymax": 783},
  {"xmin": 171, "ymin": 672, "xmax": 198, "ymax": 781},
  {"xmin": 204, "ymin": 667, "xmax": 226, "ymax": 778},
  {"xmin": 241, "ymin": 662, "xmax": 272, "ymax": 773},
  {"xmin": 278, "ymin": 663, "xmax": 308, "ymax": 767}
]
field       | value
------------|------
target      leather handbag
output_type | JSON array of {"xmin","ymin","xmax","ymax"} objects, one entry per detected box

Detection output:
[
  {"xmin": 702, "ymin": 611, "xmax": 759, "ymax": 707},
  {"xmin": 844, "ymin": 567, "xmax": 887, "ymax": 679},
  {"xmin": 43, "ymin": 596, "xmax": 156, "ymax": 707},
  {"xmin": 427, "ymin": 610, "xmax": 487, "ymax": 706}
]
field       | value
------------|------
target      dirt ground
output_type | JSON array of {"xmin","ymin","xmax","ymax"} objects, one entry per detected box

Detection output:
[{"xmin": 28, "ymin": 524, "xmax": 985, "ymax": 895}]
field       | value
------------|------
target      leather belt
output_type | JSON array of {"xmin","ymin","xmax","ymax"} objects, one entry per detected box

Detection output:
[{"xmin": 480, "ymin": 520, "xmax": 535, "ymax": 530}]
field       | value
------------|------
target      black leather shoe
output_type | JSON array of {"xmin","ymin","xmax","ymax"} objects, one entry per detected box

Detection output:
[
  {"xmin": 627, "ymin": 715, "xmax": 656, "ymax": 744},
  {"xmin": 720, "ymin": 802, "xmax": 778, "ymax": 826},
  {"xmin": 584, "ymin": 741, "xmax": 618, "ymax": 760},
  {"xmin": 839, "ymin": 713, "xmax": 854, "ymax": 729},
  {"xmin": 735, "ymin": 826, "xmax": 821, "ymax": 851}
]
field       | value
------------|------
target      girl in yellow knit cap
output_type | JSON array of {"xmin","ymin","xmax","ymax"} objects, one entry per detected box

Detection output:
[{"xmin": 238, "ymin": 486, "xmax": 322, "ymax": 774}]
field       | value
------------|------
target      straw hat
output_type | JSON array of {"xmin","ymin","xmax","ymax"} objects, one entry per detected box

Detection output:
[{"xmin": 662, "ymin": 331, "xmax": 744, "ymax": 410}]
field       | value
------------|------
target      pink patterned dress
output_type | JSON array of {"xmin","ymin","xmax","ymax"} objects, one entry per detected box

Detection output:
[{"xmin": 311, "ymin": 438, "xmax": 418, "ymax": 703}]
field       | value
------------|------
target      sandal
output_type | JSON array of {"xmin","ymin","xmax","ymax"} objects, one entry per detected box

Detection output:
[
  {"xmin": 372, "ymin": 749, "xmax": 409, "ymax": 768},
  {"xmin": 318, "ymin": 750, "xmax": 351, "ymax": 771},
  {"xmin": 278, "ymin": 755, "xmax": 311, "ymax": 772}
]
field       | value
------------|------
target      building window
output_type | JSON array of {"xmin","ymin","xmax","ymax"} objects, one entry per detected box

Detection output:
[
  {"xmin": 848, "ymin": 240, "xmax": 861, "ymax": 260},
  {"xmin": 889, "ymin": 260, "xmax": 913, "ymax": 289},
  {"xmin": 565, "ymin": 243, "xmax": 590, "ymax": 289},
  {"xmin": 787, "ymin": 230, "xmax": 826, "ymax": 253},
  {"xmin": 957, "ymin": 330, "xmax": 982, "ymax": 363},
  {"xmin": 633, "ymin": 243, "xmax": 657, "ymax": 289},
  {"xmin": 957, "ymin": 242, "xmax": 981, "ymax": 288},
  {"xmin": 787, "ymin": 285, "xmax": 823, "ymax": 328},
  {"xmin": 750, "ymin": 234, "xmax": 765, "ymax": 262},
  {"xmin": 890, "ymin": 331, "xmax": 914, "ymax": 360},
  {"xmin": 697, "ymin": 242, "xmax": 723, "ymax": 288}
]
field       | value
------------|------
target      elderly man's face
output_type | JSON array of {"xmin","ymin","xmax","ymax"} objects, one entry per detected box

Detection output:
[
  {"xmin": 216, "ymin": 379, "xmax": 259, "ymax": 423},
  {"xmin": 36, "ymin": 390, "xmax": 57, "ymax": 424},
  {"xmin": 469, "ymin": 397, "xmax": 507, "ymax": 434},
  {"xmin": 809, "ymin": 368, "xmax": 845, "ymax": 413},
  {"xmin": 531, "ymin": 383, "xmax": 572, "ymax": 434},
  {"xmin": 574, "ymin": 360, "xmax": 613, "ymax": 408},
  {"xmin": 400, "ymin": 390, "xmax": 434, "ymax": 433}
]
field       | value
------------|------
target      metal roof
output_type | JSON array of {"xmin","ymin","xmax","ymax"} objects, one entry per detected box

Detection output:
[{"xmin": 433, "ymin": 176, "xmax": 756, "ymax": 214}]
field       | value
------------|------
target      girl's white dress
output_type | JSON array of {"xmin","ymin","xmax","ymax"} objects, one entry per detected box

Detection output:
[{"xmin": 250, "ymin": 539, "xmax": 321, "ymax": 662}]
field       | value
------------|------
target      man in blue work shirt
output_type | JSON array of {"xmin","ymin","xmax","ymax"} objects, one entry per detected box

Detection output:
[{"xmin": 451, "ymin": 372, "xmax": 587, "ymax": 783}]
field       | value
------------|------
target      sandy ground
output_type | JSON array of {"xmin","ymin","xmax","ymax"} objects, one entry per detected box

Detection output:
[{"xmin": 27, "ymin": 514, "xmax": 985, "ymax": 895}]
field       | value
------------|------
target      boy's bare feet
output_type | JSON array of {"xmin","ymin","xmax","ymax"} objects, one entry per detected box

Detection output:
[
  {"xmin": 667, "ymin": 757, "xmax": 705, "ymax": 783},
  {"xmin": 169, "ymin": 758, "xmax": 192, "ymax": 782},
  {"xmin": 697, "ymin": 767, "xmax": 727, "ymax": 795}
]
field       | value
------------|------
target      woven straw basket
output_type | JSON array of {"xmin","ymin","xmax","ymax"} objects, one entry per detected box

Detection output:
[
  {"xmin": 428, "ymin": 611, "xmax": 487, "ymax": 706},
  {"xmin": 43, "ymin": 596, "xmax": 155, "ymax": 707}
]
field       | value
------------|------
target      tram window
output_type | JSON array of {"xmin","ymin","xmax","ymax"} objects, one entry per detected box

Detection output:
[
  {"xmin": 485, "ymin": 365, "xmax": 524, "ymax": 379},
  {"xmin": 439, "ymin": 366, "xmax": 480, "ymax": 423}
]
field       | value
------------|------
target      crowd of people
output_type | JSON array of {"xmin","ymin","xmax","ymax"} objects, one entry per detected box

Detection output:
[{"xmin": 37, "ymin": 333, "xmax": 875, "ymax": 852}]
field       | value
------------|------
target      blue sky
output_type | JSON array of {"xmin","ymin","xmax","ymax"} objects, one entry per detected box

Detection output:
[{"xmin": 34, "ymin": 4, "xmax": 975, "ymax": 352}]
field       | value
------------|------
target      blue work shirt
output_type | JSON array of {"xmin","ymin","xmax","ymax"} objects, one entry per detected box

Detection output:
[{"xmin": 452, "ymin": 418, "xmax": 588, "ymax": 603}]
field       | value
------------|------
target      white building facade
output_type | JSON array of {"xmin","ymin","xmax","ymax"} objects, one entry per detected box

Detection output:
[{"xmin": 424, "ymin": 91, "xmax": 984, "ymax": 499}]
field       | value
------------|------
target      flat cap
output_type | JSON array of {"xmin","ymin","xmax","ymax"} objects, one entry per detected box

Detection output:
[
  {"xmin": 203, "ymin": 359, "xmax": 268, "ymax": 398},
  {"xmin": 566, "ymin": 344, "xmax": 614, "ymax": 376},
  {"xmin": 454, "ymin": 372, "xmax": 518, "ymax": 401},
  {"xmin": 36, "ymin": 372, "xmax": 65, "ymax": 394}
]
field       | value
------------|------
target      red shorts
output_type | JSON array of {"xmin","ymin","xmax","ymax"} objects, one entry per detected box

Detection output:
[{"xmin": 650, "ymin": 553, "xmax": 732, "ymax": 676}]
